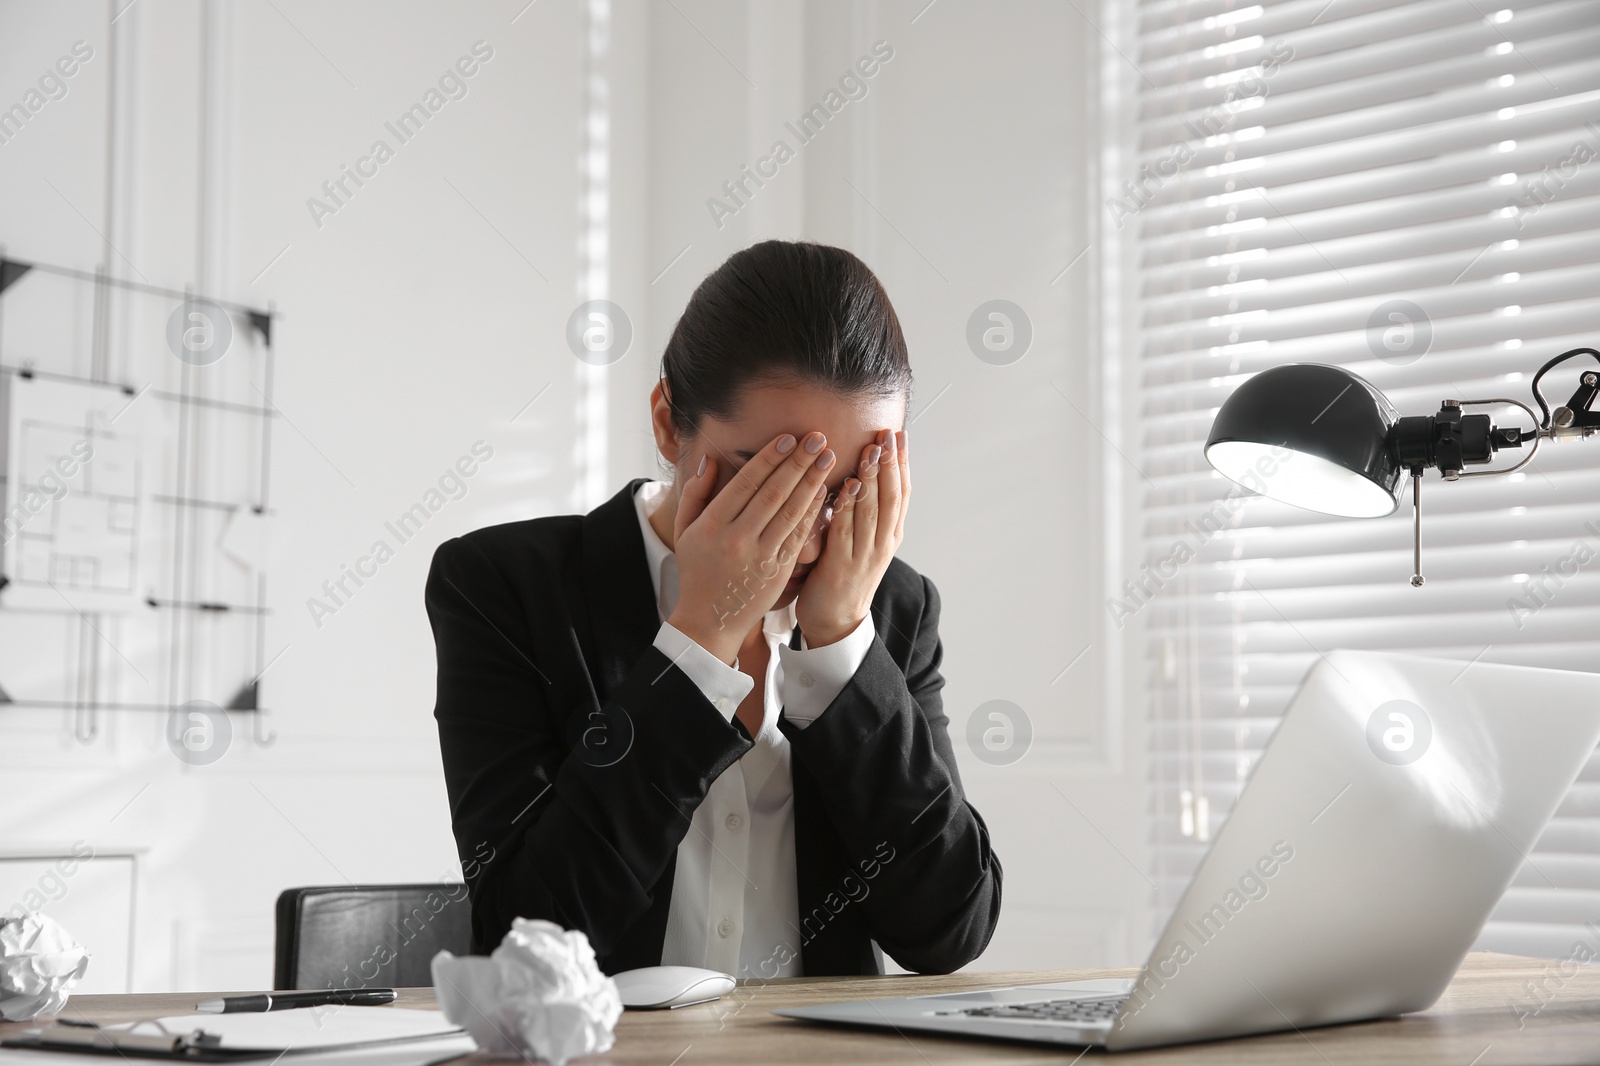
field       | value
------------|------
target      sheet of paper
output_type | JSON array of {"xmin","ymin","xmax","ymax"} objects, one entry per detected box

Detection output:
[
  {"xmin": 0, "ymin": 375, "xmax": 150, "ymax": 615},
  {"xmin": 286, "ymin": 1031, "xmax": 478, "ymax": 1064},
  {"xmin": 152, "ymin": 1006, "xmax": 462, "ymax": 1052}
]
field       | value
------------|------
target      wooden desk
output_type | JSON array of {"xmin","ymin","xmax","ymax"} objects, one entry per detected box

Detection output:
[{"xmin": 4, "ymin": 952, "xmax": 1596, "ymax": 1064}]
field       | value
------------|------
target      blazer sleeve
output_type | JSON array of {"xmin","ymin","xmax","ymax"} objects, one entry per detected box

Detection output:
[
  {"xmin": 425, "ymin": 535, "xmax": 752, "ymax": 956},
  {"xmin": 778, "ymin": 573, "xmax": 1002, "ymax": 973}
]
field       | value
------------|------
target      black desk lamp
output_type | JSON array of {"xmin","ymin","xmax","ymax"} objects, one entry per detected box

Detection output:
[{"xmin": 1204, "ymin": 348, "xmax": 1600, "ymax": 586}]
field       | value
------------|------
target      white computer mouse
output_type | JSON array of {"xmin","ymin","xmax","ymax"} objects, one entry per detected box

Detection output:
[{"xmin": 611, "ymin": 965, "xmax": 736, "ymax": 1009}]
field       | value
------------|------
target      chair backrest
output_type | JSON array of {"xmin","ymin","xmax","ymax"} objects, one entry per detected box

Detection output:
[{"xmin": 273, "ymin": 884, "xmax": 472, "ymax": 990}]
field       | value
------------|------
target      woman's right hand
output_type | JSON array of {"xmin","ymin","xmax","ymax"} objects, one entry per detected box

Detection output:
[{"xmin": 666, "ymin": 431, "xmax": 835, "ymax": 665}]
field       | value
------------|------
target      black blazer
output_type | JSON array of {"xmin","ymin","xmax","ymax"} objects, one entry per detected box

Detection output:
[{"xmin": 425, "ymin": 476, "xmax": 1002, "ymax": 976}]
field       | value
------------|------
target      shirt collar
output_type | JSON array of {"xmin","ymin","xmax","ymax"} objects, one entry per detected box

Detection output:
[{"xmin": 633, "ymin": 479, "xmax": 797, "ymax": 639}]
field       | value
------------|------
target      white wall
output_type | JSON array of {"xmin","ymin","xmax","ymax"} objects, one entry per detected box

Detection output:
[{"xmin": 0, "ymin": 0, "xmax": 1147, "ymax": 991}]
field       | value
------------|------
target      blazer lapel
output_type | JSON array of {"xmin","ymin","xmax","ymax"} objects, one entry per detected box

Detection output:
[
  {"xmin": 578, "ymin": 477, "xmax": 662, "ymax": 699},
  {"xmin": 577, "ymin": 477, "xmax": 683, "ymax": 972}
]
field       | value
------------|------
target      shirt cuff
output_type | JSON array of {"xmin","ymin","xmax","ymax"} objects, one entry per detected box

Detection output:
[
  {"xmin": 779, "ymin": 616, "xmax": 874, "ymax": 729},
  {"xmin": 653, "ymin": 622, "xmax": 753, "ymax": 722}
]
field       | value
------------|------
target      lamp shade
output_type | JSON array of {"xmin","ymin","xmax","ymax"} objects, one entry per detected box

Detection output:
[{"xmin": 1204, "ymin": 363, "xmax": 1402, "ymax": 518}]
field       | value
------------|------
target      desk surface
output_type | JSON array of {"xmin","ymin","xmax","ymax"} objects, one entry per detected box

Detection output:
[{"xmin": 4, "ymin": 952, "xmax": 1596, "ymax": 1064}]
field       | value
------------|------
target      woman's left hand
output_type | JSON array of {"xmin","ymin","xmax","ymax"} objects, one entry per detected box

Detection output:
[{"xmin": 795, "ymin": 427, "xmax": 910, "ymax": 647}]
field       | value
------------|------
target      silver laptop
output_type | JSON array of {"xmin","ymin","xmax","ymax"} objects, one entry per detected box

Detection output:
[{"xmin": 775, "ymin": 649, "xmax": 1600, "ymax": 1051}]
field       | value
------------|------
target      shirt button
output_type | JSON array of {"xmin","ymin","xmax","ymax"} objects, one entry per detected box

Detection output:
[
  {"xmin": 725, "ymin": 813, "xmax": 742, "ymax": 831},
  {"xmin": 717, "ymin": 918, "xmax": 734, "ymax": 938},
  {"xmin": 799, "ymin": 673, "xmax": 815, "ymax": 688},
  {"xmin": 714, "ymin": 697, "xmax": 729, "ymax": 712}
]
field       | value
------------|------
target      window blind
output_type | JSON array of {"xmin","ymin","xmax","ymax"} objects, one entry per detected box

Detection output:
[{"xmin": 1122, "ymin": 0, "xmax": 1600, "ymax": 959}]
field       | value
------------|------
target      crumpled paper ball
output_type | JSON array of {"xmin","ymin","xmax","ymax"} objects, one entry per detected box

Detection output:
[
  {"xmin": 0, "ymin": 912, "xmax": 91, "ymax": 1021},
  {"xmin": 432, "ymin": 918, "xmax": 621, "ymax": 1066}
]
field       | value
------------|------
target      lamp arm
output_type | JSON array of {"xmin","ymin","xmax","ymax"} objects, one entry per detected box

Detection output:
[{"xmin": 1529, "ymin": 347, "xmax": 1600, "ymax": 431}]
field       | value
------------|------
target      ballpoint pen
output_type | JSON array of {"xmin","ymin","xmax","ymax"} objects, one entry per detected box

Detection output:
[{"xmin": 194, "ymin": 989, "xmax": 398, "ymax": 1013}]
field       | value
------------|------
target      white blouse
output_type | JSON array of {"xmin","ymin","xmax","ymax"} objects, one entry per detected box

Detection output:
[{"xmin": 631, "ymin": 479, "xmax": 874, "ymax": 979}]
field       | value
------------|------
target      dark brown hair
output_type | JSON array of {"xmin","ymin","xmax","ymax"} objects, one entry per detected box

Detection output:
[{"xmin": 659, "ymin": 240, "xmax": 912, "ymax": 436}]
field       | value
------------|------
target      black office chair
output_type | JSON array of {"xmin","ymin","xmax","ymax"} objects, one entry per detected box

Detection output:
[{"xmin": 273, "ymin": 884, "xmax": 473, "ymax": 990}]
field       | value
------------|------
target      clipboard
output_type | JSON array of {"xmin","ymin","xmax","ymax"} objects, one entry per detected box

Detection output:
[
  {"xmin": 0, "ymin": 1008, "xmax": 468, "ymax": 1062},
  {"xmin": 5, "ymin": 1020, "xmax": 259, "ymax": 1061}
]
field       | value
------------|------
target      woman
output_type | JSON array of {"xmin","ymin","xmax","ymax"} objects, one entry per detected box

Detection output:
[{"xmin": 426, "ymin": 240, "xmax": 1001, "ymax": 978}]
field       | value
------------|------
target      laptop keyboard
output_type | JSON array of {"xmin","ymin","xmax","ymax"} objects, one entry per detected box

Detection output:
[{"xmin": 942, "ymin": 995, "xmax": 1127, "ymax": 1025}]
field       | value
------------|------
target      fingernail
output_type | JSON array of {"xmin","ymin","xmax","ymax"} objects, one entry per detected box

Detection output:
[
  {"xmin": 804, "ymin": 432, "xmax": 825, "ymax": 454},
  {"xmin": 777, "ymin": 434, "xmax": 797, "ymax": 454},
  {"xmin": 816, "ymin": 449, "xmax": 835, "ymax": 471},
  {"xmin": 884, "ymin": 433, "xmax": 896, "ymax": 456},
  {"xmin": 846, "ymin": 479, "xmax": 861, "ymax": 496},
  {"xmin": 866, "ymin": 445, "xmax": 882, "ymax": 467},
  {"xmin": 815, "ymin": 484, "xmax": 826, "ymax": 499},
  {"xmin": 696, "ymin": 454, "xmax": 707, "ymax": 478}
]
